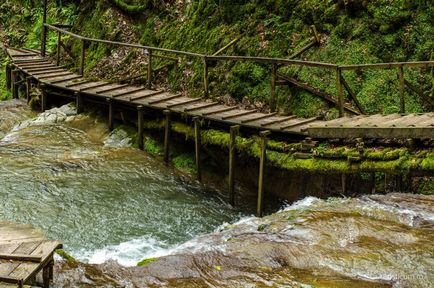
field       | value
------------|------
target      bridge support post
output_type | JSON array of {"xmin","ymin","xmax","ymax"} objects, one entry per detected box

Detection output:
[
  {"xmin": 163, "ymin": 110, "xmax": 171, "ymax": 164},
  {"xmin": 147, "ymin": 49, "xmax": 153, "ymax": 89},
  {"xmin": 40, "ymin": 84, "xmax": 47, "ymax": 112},
  {"xmin": 75, "ymin": 92, "xmax": 84, "ymax": 114},
  {"xmin": 79, "ymin": 39, "xmax": 86, "ymax": 76},
  {"xmin": 229, "ymin": 125, "xmax": 239, "ymax": 206},
  {"xmin": 26, "ymin": 76, "xmax": 33, "ymax": 103},
  {"xmin": 137, "ymin": 105, "xmax": 144, "ymax": 150},
  {"xmin": 336, "ymin": 67, "xmax": 344, "ymax": 117},
  {"xmin": 270, "ymin": 63, "xmax": 277, "ymax": 112},
  {"xmin": 257, "ymin": 130, "xmax": 270, "ymax": 217},
  {"xmin": 193, "ymin": 117, "xmax": 202, "ymax": 182},
  {"xmin": 370, "ymin": 172, "xmax": 376, "ymax": 194},
  {"xmin": 107, "ymin": 98, "xmax": 114, "ymax": 131},
  {"xmin": 398, "ymin": 66, "xmax": 405, "ymax": 114},
  {"xmin": 203, "ymin": 57, "xmax": 209, "ymax": 99},
  {"xmin": 11, "ymin": 69, "xmax": 19, "ymax": 99},
  {"xmin": 6, "ymin": 64, "xmax": 11, "ymax": 91},
  {"xmin": 341, "ymin": 174, "xmax": 347, "ymax": 195}
]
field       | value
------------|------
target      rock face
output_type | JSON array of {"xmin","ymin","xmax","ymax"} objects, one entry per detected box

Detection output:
[{"xmin": 54, "ymin": 193, "xmax": 434, "ymax": 288}]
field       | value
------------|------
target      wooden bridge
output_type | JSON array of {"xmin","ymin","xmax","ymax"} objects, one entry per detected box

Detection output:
[
  {"xmin": 0, "ymin": 221, "xmax": 61, "ymax": 288},
  {"xmin": 3, "ymin": 23, "xmax": 434, "ymax": 216}
]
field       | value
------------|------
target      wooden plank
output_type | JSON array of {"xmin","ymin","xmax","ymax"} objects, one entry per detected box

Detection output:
[
  {"xmin": 30, "ymin": 69, "xmax": 67, "ymax": 76},
  {"xmin": 96, "ymin": 84, "xmax": 129, "ymax": 94},
  {"xmin": 241, "ymin": 112, "xmax": 277, "ymax": 124},
  {"xmin": 24, "ymin": 66, "xmax": 62, "ymax": 73},
  {"xmin": 280, "ymin": 117, "xmax": 319, "ymax": 130},
  {"xmin": 167, "ymin": 97, "xmax": 202, "ymax": 108},
  {"xmin": 129, "ymin": 90, "xmax": 165, "ymax": 101},
  {"xmin": 111, "ymin": 87, "xmax": 148, "ymax": 98},
  {"xmin": 202, "ymin": 106, "xmax": 237, "ymax": 116},
  {"xmin": 148, "ymin": 93, "xmax": 183, "ymax": 105},
  {"xmin": 50, "ymin": 76, "xmax": 82, "ymax": 84},
  {"xmin": 79, "ymin": 82, "xmax": 111, "ymax": 92},
  {"xmin": 260, "ymin": 115, "xmax": 296, "ymax": 127},
  {"xmin": 65, "ymin": 79, "xmax": 93, "ymax": 88},
  {"xmin": 221, "ymin": 109, "xmax": 257, "ymax": 120},
  {"xmin": 184, "ymin": 102, "xmax": 219, "ymax": 112},
  {"xmin": 38, "ymin": 72, "xmax": 72, "ymax": 79},
  {"xmin": 0, "ymin": 254, "xmax": 41, "ymax": 263}
]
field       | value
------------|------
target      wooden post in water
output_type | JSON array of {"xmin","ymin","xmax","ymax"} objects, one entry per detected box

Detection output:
[
  {"xmin": 336, "ymin": 67, "xmax": 344, "ymax": 118},
  {"xmin": 56, "ymin": 31, "xmax": 62, "ymax": 66},
  {"xmin": 137, "ymin": 105, "xmax": 144, "ymax": 150},
  {"xmin": 75, "ymin": 92, "xmax": 83, "ymax": 114},
  {"xmin": 107, "ymin": 98, "xmax": 114, "ymax": 131},
  {"xmin": 11, "ymin": 69, "xmax": 18, "ymax": 99},
  {"xmin": 270, "ymin": 63, "xmax": 277, "ymax": 112},
  {"xmin": 229, "ymin": 125, "xmax": 240, "ymax": 206},
  {"xmin": 193, "ymin": 117, "xmax": 202, "ymax": 182},
  {"xmin": 203, "ymin": 57, "xmax": 209, "ymax": 98},
  {"xmin": 26, "ymin": 76, "xmax": 33, "ymax": 103},
  {"xmin": 41, "ymin": 0, "xmax": 47, "ymax": 57},
  {"xmin": 163, "ymin": 110, "xmax": 171, "ymax": 164},
  {"xmin": 398, "ymin": 66, "xmax": 405, "ymax": 113},
  {"xmin": 40, "ymin": 84, "xmax": 47, "ymax": 112},
  {"xmin": 6, "ymin": 64, "xmax": 11, "ymax": 91},
  {"xmin": 147, "ymin": 49, "xmax": 153, "ymax": 89},
  {"xmin": 257, "ymin": 130, "xmax": 270, "ymax": 217},
  {"xmin": 79, "ymin": 39, "xmax": 86, "ymax": 76},
  {"xmin": 341, "ymin": 174, "xmax": 347, "ymax": 195}
]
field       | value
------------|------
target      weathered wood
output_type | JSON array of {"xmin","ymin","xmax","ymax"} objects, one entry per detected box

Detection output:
[
  {"xmin": 167, "ymin": 97, "xmax": 203, "ymax": 108},
  {"xmin": 11, "ymin": 70, "xmax": 17, "ymax": 99},
  {"xmin": 221, "ymin": 109, "xmax": 257, "ymax": 120},
  {"xmin": 75, "ymin": 92, "xmax": 84, "ymax": 114},
  {"xmin": 280, "ymin": 117, "xmax": 319, "ymax": 130},
  {"xmin": 50, "ymin": 75, "xmax": 82, "ymax": 84},
  {"xmin": 26, "ymin": 77, "xmax": 32, "ymax": 102},
  {"xmin": 56, "ymin": 31, "xmax": 61, "ymax": 66},
  {"xmin": 194, "ymin": 117, "xmax": 202, "ymax": 182},
  {"xmin": 137, "ymin": 106, "xmax": 144, "ymax": 150},
  {"xmin": 65, "ymin": 79, "xmax": 93, "ymax": 88},
  {"xmin": 241, "ymin": 112, "xmax": 277, "ymax": 124},
  {"xmin": 203, "ymin": 57, "xmax": 209, "ymax": 98},
  {"xmin": 40, "ymin": 84, "xmax": 47, "ymax": 112},
  {"xmin": 184, "ymin": 102, "xmax": 219, "ymax": 112},
  {"xmin": 212, "ymin": 37, "xmax": 241, "ymax": 56},
  {"xmin": 129, "ymin": 90, "xmax": 165, "ymax": 101},
  {"xmin": 38, "ymin": 72, "xmax": 72, "ymax": 79},
  {"xmin": 107, "ymin": 98, "xmax": 114, "ymax": 131},
  {"xmin": 147, "ymin": 49, "xmax": 152, "ymax": 89},
  {"xmin": 404, "ymin": 79, "xmax": 434, "ymax": 107},
  {"xmin": 80, "ymin": 39, "xmax": 86, "ymax": 76},
  {"xmin": 148, "ymin": 93, "xmax": 183, "ymax": 105},
  {"xmin": 257, "ymin": 130, "xmax": 270, "ymax": 217},
  {"xmin": 111, "ymin": 87, "xmax": 148, "ymax": 98},
  {"xmin": 398, "ymin": 66, "xmax": 405, "ymax": 113},
  {"xmin": 229, "ymin": 125, "xmax": 239, "ymax": 206},
  {"xmin": 163, "ymin": 110, "xmax": 171, "ymax": 164},
  {"xmin": 337, "ymin": 68, "xmax": 344, "ymax": 117},
  {"xmin": 0, "ymin": 254, "xmax": 42, "ymax": 263},
  {"xmin": 270, "ymin": 63, "xmax": 277, "ymax": 112},
  {"xmin": 96, "ymin": 84, "xmax": 129, "ymax": 94},
  {"xmin": 202, "ymin": 106, "xmax": 237, "ymax": 116},
  {"xmin": 340, "ymin": 74, "xmax": 365, "ymax": 114},
  {"xmin": 261, "ymin": 115, "xmax": 296, "ymax": 127},
  {"xmin": 31, "ymin": 69, "xmax": 67, "ymax": 76},
  {"xmin": 25, "ymin": 66, "xmax": 63, "ymax": 73},
  {"xmin": 80, "ymin": 82, "xmax": 112, "ymax": 92},
  {"xmin": 6, "ymin": 65, "xmax": 11, "ymax": 90}
]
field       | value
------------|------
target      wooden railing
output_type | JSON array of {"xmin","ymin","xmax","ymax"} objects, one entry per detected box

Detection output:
[{"xmin": 41, "ymin": 23, "xmax": 434, "ymax": 117}]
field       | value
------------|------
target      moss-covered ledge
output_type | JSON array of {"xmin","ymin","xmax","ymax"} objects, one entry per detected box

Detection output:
[{"xmin": 128, "ymin": 119, "xmax": 434, "ymax": 174}]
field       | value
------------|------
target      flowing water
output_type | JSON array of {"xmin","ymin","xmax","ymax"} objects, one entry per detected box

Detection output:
[
  {"xmin": 0, "ymin": 99, "xmax": 241, "ymax": 266},
  {"xmin": 1, "ymin": 99, "xmax": 433, "ymax": 288}
]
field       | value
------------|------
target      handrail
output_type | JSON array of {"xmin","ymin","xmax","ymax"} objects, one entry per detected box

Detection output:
[{"xmin": 42, "ymin": 23, "xmax": 434, "ymax": 118}]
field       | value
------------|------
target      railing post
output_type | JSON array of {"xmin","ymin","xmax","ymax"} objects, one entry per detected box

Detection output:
[
  {"xmin": 163, "ymin": 110, "xmax": 171, "ymax": 164},
  {"xmin": 229, "ymin": 125, "xmax": 239, "ymax": 206},
  {"xmin": 257, "ymin": 130, "xmax": 270, "ymax": 217},
  {"xmin": 56, "ymin": 31, "xmax": 61, "ymax": 66},
  {"xmin": 336, "ymin": 67, "xmax": 344, "ymax": 117},
  {"xmin": 398, "ymin": 65, "xmax": 405, "ymax": 114},
  {"xmin": 270, "ymin": 63, "xmax": 277, "ymax": 112},
  {"xmin": 203, "ymin": 56, "xmax": 209, "ymax": 98},
  {"xmin": 41, "ymin": 0, "xmax": 47, "ymax": 57},
  {"xmin": 147, "ymin": 49, "xmax": 153, "ymax": 89},
  {"xmin": 79, "ymin": 39, "xmax": 86, "ymax": 76},
  {"xmin": 193, "ymin": 117, "xmax": 202, "ymax": 182}
]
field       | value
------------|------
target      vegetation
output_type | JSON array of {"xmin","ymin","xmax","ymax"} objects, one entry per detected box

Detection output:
[{"xmin": 137, "ymin": 257, "xmax": 158, "ymax": 267}]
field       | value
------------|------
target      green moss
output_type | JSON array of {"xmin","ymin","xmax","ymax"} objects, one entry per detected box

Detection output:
[
  {"xmin": 137, "ymin": 257, "xmax": 158, "ymax": 267},
  {"xmin": 144, "ymin": 138, "xmax": 162, "ymax": 155},
  {"xmin": 172, "ymin": 153, "xmax": 196, "ymax": 174},
  {"xmin": 55, "ymin": 249, "xmax": 76, "ymax": 262}
]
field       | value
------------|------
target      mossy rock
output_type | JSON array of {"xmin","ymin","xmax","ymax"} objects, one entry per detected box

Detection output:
[{"xmin": 137, "ymin": 257, "xmax": 158, "ymax": 267}]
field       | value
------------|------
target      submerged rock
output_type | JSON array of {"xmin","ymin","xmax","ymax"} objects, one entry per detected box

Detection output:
[{"xmin": 53, "ymin": 193, "xmax": 434, "ymax": 287}]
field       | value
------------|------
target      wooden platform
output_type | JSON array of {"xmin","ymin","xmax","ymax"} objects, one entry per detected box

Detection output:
[
  {"xmin": 0, "ymin": 221, "xmax": 62, "ymax": 288},
  {"xmin": 307, "ymin": 113, "xmax": 434, "ymax": 138},
  {"xmin": 5, "ymin": 47, "xmax": 316, "ymax": 135}
]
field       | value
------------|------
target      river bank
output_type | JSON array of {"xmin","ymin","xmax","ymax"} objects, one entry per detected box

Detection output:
[{"xmin": 52, "ymin": 193, "xmax": 434, "ymax": 288}]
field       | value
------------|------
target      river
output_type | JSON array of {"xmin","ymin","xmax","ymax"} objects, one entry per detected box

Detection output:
[
  {"xmin": 1, "ymin": 99, "xmax": 433, "ymax": 287},
  {"xmin": 0, "ymin": 99, "xmax": 241, "ymax": 266}
]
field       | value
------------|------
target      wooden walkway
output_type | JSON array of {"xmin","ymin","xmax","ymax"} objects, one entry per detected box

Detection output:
[
  {"xmin": 5, "ymin": 47, "xmax": 317, "ymax": 135},
  {"xmin": 0, "ymin": 221, "xmax": 62, "ymax": 288},
  {"xmin": 5, "ymin": 47, "xmax": 434, "ymax": 139}
]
